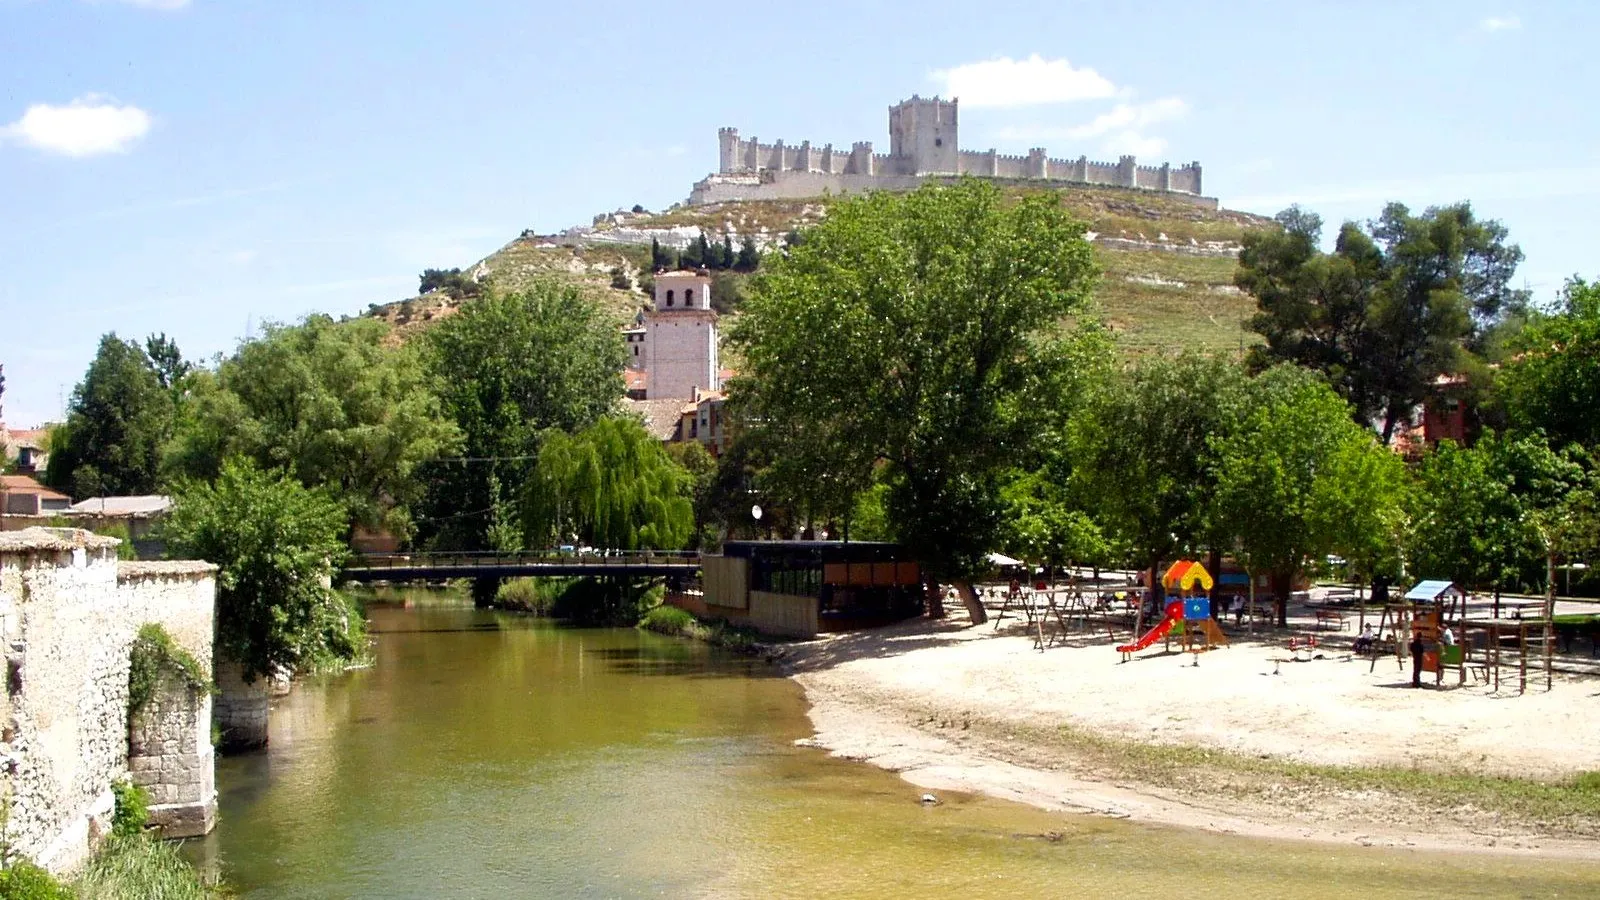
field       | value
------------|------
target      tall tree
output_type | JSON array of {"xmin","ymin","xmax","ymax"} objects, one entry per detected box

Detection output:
[
  {"xmin": 165, "ymin": 315, "xmax": 459, "ymax": 538},
  {"xmin": 1496, "ymin": 277, "xmax": 1600, "ymax": 449},
  {"xmin": 143, "ymin": 332, "xmax": 192, "ymax": 392},
  {"xmin": 523, "ymin": 417, "xmax": 694, "ymax": 550},
  {"xmin": 163, "ymin": 458, "xmax": 351, "ymax": 682},
  {"xmin": 1068, "ymin": 354, "xmax": 1251, "ymax": 591},
  {"xmin": 730, "ymin": 179, "xmax": 1102, "ymax": 622},
  {"xmin": 421, "ymin": 282, "xmax": 626, "ymax": 550},
  {"xmin": 46, "ymin": 333, "xmax": 171, "ymax": 498},
  {"xmin": 1408, "ymin": 432, "xmax": 1589, "ymax": 598},
  {"xmin": 1238, "ymin": 202, "xmax": 1528, "ymax": 442},
  {"xmin": 735, "ymin": 236, "xmax": 761, "ymax": 273},
  {"xmin": 1209, "ymin": 366, "xmax": 1406, "ymax": 625}
]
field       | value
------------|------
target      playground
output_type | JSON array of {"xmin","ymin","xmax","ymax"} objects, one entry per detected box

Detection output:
[{"xmin": 783, "ymin": 567, "xmax": 1600, "ymax": 854}]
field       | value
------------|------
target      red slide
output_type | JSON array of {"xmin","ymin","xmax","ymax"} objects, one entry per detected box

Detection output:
[{"xmin": 1116, "ymin": 601, "xmax": 1184, "ymax": 654}]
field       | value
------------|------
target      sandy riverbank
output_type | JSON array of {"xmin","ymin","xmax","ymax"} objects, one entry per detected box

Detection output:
[{"xmin": 778, "ymin": 604, "xmax": 1600, "ymax": 859}]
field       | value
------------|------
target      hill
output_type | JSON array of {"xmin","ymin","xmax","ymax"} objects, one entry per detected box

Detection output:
[{"xmin": 365, "ymin": 184, "xmax": 1276, "ymax": 356}]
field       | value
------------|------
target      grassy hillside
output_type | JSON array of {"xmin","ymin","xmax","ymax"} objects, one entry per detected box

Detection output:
[{"xmin": 366, "ymin": 183, "xmax": 1274, "ymax": 356}]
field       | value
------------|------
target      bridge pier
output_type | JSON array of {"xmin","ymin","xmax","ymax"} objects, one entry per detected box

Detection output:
[{"xmin": 470, "ymin": 576, "xmax": 502, "ymax": 608}]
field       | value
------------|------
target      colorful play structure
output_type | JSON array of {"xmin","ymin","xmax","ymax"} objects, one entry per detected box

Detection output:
[{"xmin": 1117, "ymin": 560, "xmax": 1230, "ymax": 663}]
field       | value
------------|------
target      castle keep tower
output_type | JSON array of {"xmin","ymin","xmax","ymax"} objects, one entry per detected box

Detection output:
[
  {"xmin": 642, "ymin": 271, "xmax": 719, "ymax": 400},
  {"xmin": 888, "ymin": 95, "xmax": 959, "ymax": 175}
]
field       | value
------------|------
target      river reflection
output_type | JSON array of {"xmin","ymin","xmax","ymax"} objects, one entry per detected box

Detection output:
[{"xmin": 193, "ymin": 589, "xmax": 1600, "ymax": 899}]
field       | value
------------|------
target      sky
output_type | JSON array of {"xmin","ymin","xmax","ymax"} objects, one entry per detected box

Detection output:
[{"xmin": 2, "ymin": 0, "xmax": 1596, "ymax": 428}]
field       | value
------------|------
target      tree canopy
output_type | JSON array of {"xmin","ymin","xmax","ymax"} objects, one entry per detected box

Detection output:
[
  {"xmin": 165, "ymin": 315, "xmax": 459, "ymax": 538},
  {"xmin": 1496, "ymin": 277, "xmax": 1600, "ymax": 449},
  {"xmin": 730, "ymin": 179, "xmax": 1103, "ymax": 618},
  {"xmin": 420, "ymin": 282, "xmax": 626, "ymax": 550},
  {"xmin": 1237, "ymin": 202, "xmax": 1528, "ymax": 442},
  {"xmin": 46, "ymin": 333, "xmax": 174, "ymax": 499},
  {"xmin": 1209, "ymin": 366, "xmax": 1408, "ymax": 623},
  {"xmin": 1067, "ymin": 353, "xmax": 1250, "ymax": 576},
  {"xmin": 522, "ymin": 416, "xmax": 694, "ymax": 551},
  {"xmin": 163, "ymin": 458, "xmax": 352, "ymax": 681}
]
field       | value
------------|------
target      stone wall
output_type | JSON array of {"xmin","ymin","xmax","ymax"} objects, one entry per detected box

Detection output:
[
  {"xmin": 0, "ymin": 529, "xmax": 217, "ymax": 873},
  {"xmin": 689, "ymin": 169, "xmax": 1220, "ymax": 211}
]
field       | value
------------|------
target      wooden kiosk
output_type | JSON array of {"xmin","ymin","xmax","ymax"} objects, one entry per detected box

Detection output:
[{"xmin": 1369, "ymin": 580, "xmax": 1467, "ymax": 685}]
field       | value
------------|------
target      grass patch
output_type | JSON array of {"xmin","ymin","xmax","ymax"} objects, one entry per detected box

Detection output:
[
  {"xmin": 1090, "ymin": 276, "xmax": 1259, "ymax": 357},
  {"xmin": 1009, "ymin": 720, "xmax": 1600, "ymax": 833},
  {"xmin": 73, "ymin": 835, "xmax": 224, "ymax": 899},
  {"xmin": 494, "ymin": 577, "xmax": 568, "ymax": 616},
  {"xmin": 639, "ymin": 605, "xmax": 763, "ymax": 653}
]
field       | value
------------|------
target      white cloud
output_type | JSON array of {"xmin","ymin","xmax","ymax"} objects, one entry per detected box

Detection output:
[
  {"xmin": 223, "ymin": 250, "xmax": 258, "ymax": 266},
  {"xmin": 2, "ymin": 96, "xmax": 152, "ymax": 157},
  {"xmin": 1097, "ymin": 132, "xmax": 1168, "ymax": 158},
  {"xmin": 990, "ymin": 97, "xmax": 1187, "ymax": 158},
  {"xmin": 929, "ymin": 54, "xmax": 1117, "ymax": 108},
  {"xmin": 1067, "ymin": 97, "xmax": 1188, "ymax": 139},
  {"xmin": 1480, "ymin": 15, "xmax": 1521, "ymax": 32}
]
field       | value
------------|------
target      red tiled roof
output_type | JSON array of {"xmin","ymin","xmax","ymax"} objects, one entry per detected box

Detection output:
[
  {"xmin": 0, "ymin": 475, "xmax": 69, "ymax": 501},
  {"xmin": 625, "ymin": 369, "xmax": 648, "ymax": 390},
  {"xmin": 6, "ymin": 429, "xmax": 47, "ymax": 448}
]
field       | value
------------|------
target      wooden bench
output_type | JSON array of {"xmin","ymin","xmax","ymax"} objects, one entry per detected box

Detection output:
[{"xmin": 1314, "ymin": 608, "xmax": 1350, "ymax": 631}]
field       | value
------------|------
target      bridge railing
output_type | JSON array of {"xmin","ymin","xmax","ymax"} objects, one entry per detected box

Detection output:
[{"xmin": 342, "ymin": 549, "xmax": 702, "ymax": 570}]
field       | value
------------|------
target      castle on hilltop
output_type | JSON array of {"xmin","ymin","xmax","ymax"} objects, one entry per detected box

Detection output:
[{"xmin": 689, "ymin": 95, "xmax": 1210, "ymax": 207}]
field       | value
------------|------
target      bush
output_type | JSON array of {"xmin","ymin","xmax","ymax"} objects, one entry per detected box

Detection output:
[
  {"xmin": 73, "ymin": 835, "xmax": 219, "ymax": 900},
  {"xmin": 550, "ymin": 577, "xmax": 664, "ymax": 625},
  {"xmin": 110, "ymin": 780, "xmax": 149, "ymax": 839},
  {"xmin": 494, "ymin": 577, "xmax": 566, "ymax": 616},
  {"xmin": 128, "ymin": 623, "xmax": 211, "ymax": 716},
  {"xmin": 638, "ymin": 604, "xmax": 695, "ymax": 635},
  {"xmin": 609, "ymin": 267, "xmax": 631, "ymax": 291},
  {"xmin": 0, "ymin": 862, "xmax": 72, "ymax": 900},
  {"xmin": 637, "ymin": 605, "xmax": 763, "ymax": 653}
]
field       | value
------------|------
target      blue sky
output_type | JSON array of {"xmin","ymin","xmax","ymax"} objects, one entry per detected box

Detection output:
[{"xmin": 2, "ymin": 0, "xmax": 1594, "ymax": 428}]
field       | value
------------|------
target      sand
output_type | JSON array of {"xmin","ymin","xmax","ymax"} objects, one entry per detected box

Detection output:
[{"xmin": 779, "ymin": 601, "xmax": 1600, "ymax": 858}]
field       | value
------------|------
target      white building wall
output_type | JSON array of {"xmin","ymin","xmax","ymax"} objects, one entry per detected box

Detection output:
[{"xmin": 646, "ymin": 315, "xmax": 719, "ymax": 400}]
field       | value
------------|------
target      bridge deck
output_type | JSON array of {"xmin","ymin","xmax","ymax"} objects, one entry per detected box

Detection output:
[{"xmin": 340, "ymin": 551, "xmax": 701, "ymax": 582}]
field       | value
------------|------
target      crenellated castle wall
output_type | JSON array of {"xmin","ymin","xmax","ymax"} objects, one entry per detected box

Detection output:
[{"xmin": 710, "ymin": 96, "xmax": 1206, "ymax": 206}]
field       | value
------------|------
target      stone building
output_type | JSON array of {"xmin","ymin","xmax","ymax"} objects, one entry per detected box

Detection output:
[
  {"xmin": 0, "ymin": 528, "xmax": 217, "ymax": 873},
  {"xmin": 629, "ymin": 271, "xmax": 721, "ymax": 401},
  {"xmin": 693, "ymin": 95, "xmax": 1211, "ymax": 207}
]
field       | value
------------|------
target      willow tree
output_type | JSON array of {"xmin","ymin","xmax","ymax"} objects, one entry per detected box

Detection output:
[
  {"xmin": 522, "ymin": 417, "xmax": 694, "ymax": 551},
  {"xmin": 729, "ymin": 179, "xmax": 1102, "ymax": 622}
]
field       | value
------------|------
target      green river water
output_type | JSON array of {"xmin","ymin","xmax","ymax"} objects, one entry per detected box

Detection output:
[{"xmin": 190, "ymin": 589, "xmax": 1600, "ymax": 898}]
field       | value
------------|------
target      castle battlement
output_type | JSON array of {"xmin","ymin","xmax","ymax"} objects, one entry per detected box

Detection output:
[{"xmin": 697, "ymin": 96, "xmax": 1208, "ymax": 206}]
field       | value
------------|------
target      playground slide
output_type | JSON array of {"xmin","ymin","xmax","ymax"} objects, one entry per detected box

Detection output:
[{"xmin": 1116, "ymin": 601, "xmax": 1184, "ymax": 654}]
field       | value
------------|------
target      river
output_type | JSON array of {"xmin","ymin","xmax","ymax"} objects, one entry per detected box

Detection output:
[{"xmin": 190, "ymin": 588, "xmax": 1600, "ymax": 898}]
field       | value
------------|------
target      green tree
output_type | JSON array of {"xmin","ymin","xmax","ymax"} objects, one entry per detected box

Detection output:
[
  {"xmin": 46, "ymin": 333, "xmax": 172, "ymax": 498},
  {"xmin": 1497, "ymin": 277, "xmax": 1600, "ymax": 449},
  {"xmin": 421, "ymin": 282, "xmax": 626, "ymax": 549},
  {"xmin": 730, "ymin": 179, "xmax": 1101, "ymax": 622},
  {"xmin": 1408, "ymin": 432, "xmax": 1589, "ymax": 601},
  {"xmin": 735, "ymin": 236, "xmax": 761, "ymax": 272},
  {"xmin": 143, "ymin": 332, "xmax": 192, "ymax": 392},
  {"xmin": 165, "ymin": 315, "xmax": 459, "ymax": 538},
  {"xmin": 1209, "ymin": 366, "xmax": 1405, "ymax": 625},
  {"xmin": 1238, "ymin": 202, "xmax": 1529, "ymax": 442},
  {"xmin": 998, "ymin": 468, "xmax": 1110, "ymax": 570},
  {"xmin": 651, "ymin": 237, "xmax": 675, "ymax": 271},
  {"xmin": 1068, "ymin": 354, "xmax": 1251, "ymax": 591},
  {"xmin": 665, "ymin": 440, "xmax": 719, "ymax": 549},
  {"xmin": 163, "ymin": 459, "xmax": 351, "ymax": 681},
  {"xmin": 418, "ymin": 267, "xmax": 482, "ymax": 299},
  {"xmin": 522, "ymin": 417, "xmax": 693, "ymax": 550},
  {"xmin": 719, "ymin": 234, "xmax": 736, "ymax": 269}
]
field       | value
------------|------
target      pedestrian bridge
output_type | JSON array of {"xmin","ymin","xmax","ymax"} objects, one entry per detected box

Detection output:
[{"xmin": 340, "ymin": 550, "xmax": 701, "ymax": 582}]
